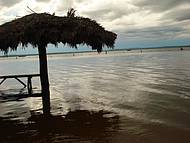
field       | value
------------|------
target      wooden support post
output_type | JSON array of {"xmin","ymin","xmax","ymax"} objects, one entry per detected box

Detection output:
[{"xmin": 38, "ymin": 45, "xmax": 51, "ymax": 115}]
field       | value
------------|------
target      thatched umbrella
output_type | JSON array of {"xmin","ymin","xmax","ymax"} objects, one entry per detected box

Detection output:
[{"xmin": 0, "ymin": 12, "xmax": 117, "ymax": 114}]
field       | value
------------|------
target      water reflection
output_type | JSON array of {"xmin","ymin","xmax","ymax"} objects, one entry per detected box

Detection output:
[{"xmin": 0, "ymin": 88, "xmax": 41, "ymax": 103}]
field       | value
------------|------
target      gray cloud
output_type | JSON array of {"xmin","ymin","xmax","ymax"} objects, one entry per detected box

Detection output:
[
  {"xmin": 57, "ymin": 0, "xmax": 190, "ymax": 41},
  {"xmin": 80, "ymin": 1, "xmax": 138, "ymax": 23},
  {"xmin": 57, "ymin": 0, "xmax": 88, "ymax": 11},
  {"xmin": 74, "ymin": 0, "xmax": 88, "ymax": 2},
  {"xmin": 0, "ymin": 0, "xmax": 21, "ymax": 7},
  {"xmin": 0, "ymin": 0, "xmax": 190, "ymax": 43},
  {"xmin": 56, "ymin": 0, "xmax": 74, "ymax": 12},
  {"xmin": 35, "ymin": 0, "xmax": 51, "ymax": 2},
  {"xmin": 120, "ymin": 22, "xmax": 189, "ymax": 39},
  {"xmin": 135, "ymin": 0, "xmax": 190, "ymax": 12},
  {"xmin": 164, "ymin": 8, "xmax": 190, "ymax": 22},
  {"xmin": 126, "ymin": 26, "xmax": 185, "ymax": 39},
  {"xmin": 82, "ymin": 8, "xmax": 126, "ymax": 21}
]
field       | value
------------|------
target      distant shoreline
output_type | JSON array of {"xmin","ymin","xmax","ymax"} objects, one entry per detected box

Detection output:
[{"xmin": 0, "ymin": 45, "xmax": 190, "ymax": 58}]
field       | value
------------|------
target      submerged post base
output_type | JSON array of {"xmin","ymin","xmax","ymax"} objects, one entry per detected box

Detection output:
[{"xmin": 42, "ymin": 93, "xmax": 51, "ymax": 115}]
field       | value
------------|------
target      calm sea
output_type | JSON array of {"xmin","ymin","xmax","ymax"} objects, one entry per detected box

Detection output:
[{"xmin": 0, "ymin": 49, "xmax": 190, "ymax": 143}]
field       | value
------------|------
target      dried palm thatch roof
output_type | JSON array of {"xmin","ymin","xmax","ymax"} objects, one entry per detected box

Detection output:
[{"xmin": 0, "ymin": 12, "xmax": 117, "ymax": 53}]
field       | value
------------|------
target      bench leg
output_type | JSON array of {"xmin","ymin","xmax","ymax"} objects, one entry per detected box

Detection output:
[
  {"xmin": 0, "ymin": 78, "xmax": 6, "ymax": 85},
  {"xmin": 15, "ymin": 77, "xmax": 26, "ymax": 88},
  {"xmin": 27, "ymin": 77, "xmax": 33, "ymax": 95}
]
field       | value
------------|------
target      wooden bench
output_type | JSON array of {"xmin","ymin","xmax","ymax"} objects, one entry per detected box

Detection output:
[{"xmin": 0, "ymin": 74, "xmax": 40, "ymax": 95}]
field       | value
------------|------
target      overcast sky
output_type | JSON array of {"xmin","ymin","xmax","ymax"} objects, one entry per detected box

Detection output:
[{"xmin": 0, "ymin": 0, "xmax": 190, "ymax": 54}]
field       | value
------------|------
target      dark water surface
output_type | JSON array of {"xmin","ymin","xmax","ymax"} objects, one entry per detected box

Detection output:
[{"xmin": 0, "ymin": 50, "xmax": 190, "ymax": 143}]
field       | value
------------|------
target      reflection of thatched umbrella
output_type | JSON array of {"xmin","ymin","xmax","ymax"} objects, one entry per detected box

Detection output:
[{"xmin": 0, "ymin": 12, "xmax": 117, "ymax": 114}]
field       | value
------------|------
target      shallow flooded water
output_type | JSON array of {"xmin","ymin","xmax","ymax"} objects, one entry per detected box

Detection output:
[{"xmin": 0, "ymin": 50, "xmax": 190, "ymax": 143}]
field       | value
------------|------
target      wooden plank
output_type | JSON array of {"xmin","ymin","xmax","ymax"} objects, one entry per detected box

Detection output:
[{"xmin": 0, "ymin": 74, "xmax": 40, "ymax": 79}]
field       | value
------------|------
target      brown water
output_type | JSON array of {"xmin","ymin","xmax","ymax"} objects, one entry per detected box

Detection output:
[{"xmin": 0, "ymin": 50, "xmax": 190, "ymax": 143}]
